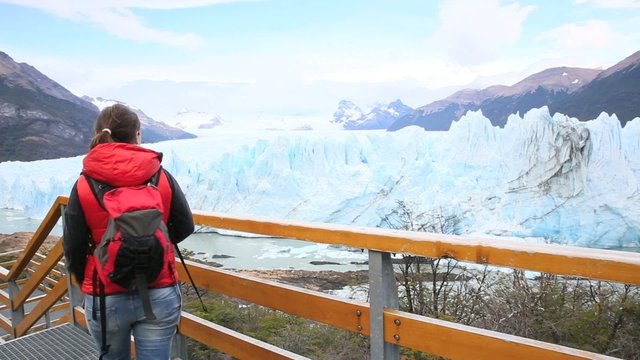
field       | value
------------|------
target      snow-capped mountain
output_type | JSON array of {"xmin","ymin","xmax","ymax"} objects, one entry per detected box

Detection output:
[
  {"xmin": 390, "ymin": 50, "xmax": 640, "ymax": 132},
  {"xmin": 167, "ymin": 109, "xmax": 225, "ymax": 132},
  {"xmin": 332, "ymin": 99, "xmax": 413, "ymax": 130},
  {"xmin": 389, "ymin": 67, "xmax": 602, "ymax": 131},
  {"xmin": 332, "ymin": 100, "xmax": 363, "ymax": 126},
  {"xmin": 83, "ymin": 96, "xmax": 195, "ymax": 143}
]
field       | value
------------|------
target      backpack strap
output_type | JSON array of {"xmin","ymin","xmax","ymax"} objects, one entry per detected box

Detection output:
[
  {"xmin": 92, "ymin": 270, "xmax": 98, "ymax": 321},
  {"xmin": 76, "ymin": 176, "xmax": 107, "ymax": 248},
  {"xmin": 135, "ymin": 273, "xmax": 157, "ymax": 320},
  {"xmin": 92, "ymin": 269, "xmax": 110, "ymax": 359},
  {"xmin": 82, "ymin": 174, "xmax": 113, "ymax": 210},
  {"xmin": 98, "ymin": 279, "xmax": 109, "ymax": 359},
  {"xmin": 148, "ymin": 169, "xmax": 162, "ymax": 187},
  {"xmin": 155, "ymin": 169, "xmax": 172, "ymax": 223},
  {"xmin": 133, "ymin": 245, "xmax": 157, "ymax": 321}
]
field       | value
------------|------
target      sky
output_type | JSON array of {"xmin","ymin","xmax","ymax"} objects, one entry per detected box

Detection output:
[{"xmin": 0, "ymin": 0, "xmax": 639, "ymax": 123}]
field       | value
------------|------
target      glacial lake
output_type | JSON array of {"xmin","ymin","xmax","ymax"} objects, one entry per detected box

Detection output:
[{"xmin": 0, "ymin": 208, "xmax": 369, "ymax": 271}]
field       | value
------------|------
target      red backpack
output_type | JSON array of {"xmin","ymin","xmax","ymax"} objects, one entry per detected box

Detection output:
[{"xmin": 85, "ymin": 171, "xmax": 176, "ymax": 320}]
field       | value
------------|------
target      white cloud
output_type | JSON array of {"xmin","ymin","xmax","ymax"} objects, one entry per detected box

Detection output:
[
  {"xmin": 305, "ymin": 60, "xmax": 477, "ymax": 89},
  {"xmin": 573, "ymin": 0, "xmax": 640, "ymax": 8},
  {"xmin": 100, "ymin": 0, "xmax": 253, "ymax": 9},
  {"xmin": 426, "ymin": 0, "xmax": 536, "ymax": 66},
  {"xmin": 0, "ymin": 0, "xmax": 250, "ymax": 48},
  {"xmin": 534, "ymin": 19, "xmax": 640, "ymax": 71},
  {"xmin": 536, "ymin": 20, "xmax": 614, "ymax": 50}
]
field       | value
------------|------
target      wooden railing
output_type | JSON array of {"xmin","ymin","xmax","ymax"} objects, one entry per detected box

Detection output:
[
  {"xmin": 0, "ymin": 196, "xmax": 639, "ymax": 359},
  {"xmin": 0, "ymin": 198, "xmax": 70, "ymax": 338}
]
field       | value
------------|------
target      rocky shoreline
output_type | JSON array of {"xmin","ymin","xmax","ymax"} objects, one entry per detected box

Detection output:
[
  {"xmin": 0, "ymin": 232, "xmax": 371, "ymax": 291},
  {"xmin": 236, "ymin": 269, "xmax": 369, "ymax": 292},
  {"xmin": 0, "ymin": 232, "xmax": 58, "ymax": 253}
]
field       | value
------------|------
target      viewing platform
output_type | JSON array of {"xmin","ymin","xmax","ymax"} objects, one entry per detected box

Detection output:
[{"xmin": 0, "ymin": 196, "xmax": 638, "ymax": 359}]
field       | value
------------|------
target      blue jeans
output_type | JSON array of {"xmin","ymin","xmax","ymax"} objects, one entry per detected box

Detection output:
[{"xmin": 85, "ymin": 284, "xmax": 182, "ymax": 360}]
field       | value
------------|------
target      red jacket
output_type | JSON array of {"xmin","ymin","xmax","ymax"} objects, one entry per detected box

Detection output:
[{"xmin": 63, "ymin": 143, "xmax": 194, "ymax": 295}]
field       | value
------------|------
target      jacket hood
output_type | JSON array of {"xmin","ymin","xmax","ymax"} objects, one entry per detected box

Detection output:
[{"xmin": 82, "ymin": 143, "xmax": 162, "ymax": 187}]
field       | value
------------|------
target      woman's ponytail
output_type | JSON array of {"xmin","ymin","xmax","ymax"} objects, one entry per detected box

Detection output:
[{"xmin": 89, "ymin": 128, "xmax": 114, "ymax": 149}]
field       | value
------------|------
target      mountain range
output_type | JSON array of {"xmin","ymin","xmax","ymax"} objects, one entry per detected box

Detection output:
[
  {"xmin": 82, "ymin": 96, "xmax": 197, "ymax": 143},
  {"xmin": 332, "ymin": 99, "xmax": 413, "ymax": 130},
  {"xmin": 3, "ymin": 48, "xmax": 639, "ymax": 162},
  {"xmin": 0, "ymin": 51, "xmax": 193, "ymax": 162},
  {"xmin": 388, "ymin": 50, "xmax": 640, "ymax": 131}
]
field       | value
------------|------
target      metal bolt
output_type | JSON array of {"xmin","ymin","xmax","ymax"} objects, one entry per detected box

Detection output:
[
  {"xmin": 394, "ymin": 319, "xmax": 401, "ymax": 326},
  {"xmin": 394, "ymin": 334, "xmax": 400, "ymax": 341},
  {"xmin": 356, "ymin": 310, "xmax": 362, "ymax": 317},
  {"xmin": 356, "ymin": 325, "xmax": 363, "ymax": 331}
]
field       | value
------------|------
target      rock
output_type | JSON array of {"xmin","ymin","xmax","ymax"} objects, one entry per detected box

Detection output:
[
  {"xmin": 309, "ymin": 261, "xmax": 341, "ymax": 265},
  {"xmin": 350, "ymin": 261, "xmax": 368, "ymax": 265}
]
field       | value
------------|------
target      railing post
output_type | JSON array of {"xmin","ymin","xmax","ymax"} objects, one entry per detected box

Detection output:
[
  {"xmin": 369, "ymin": 250, "xmax": 399, "ymax": 360},
  {"xmin": 60, "ymin": 204, "xmax": 83, "ymax": 328},
  {"xmin": 8, "ymin": 279, "xmax": 24, "ymax": 337},
  {"xmin": 66, "ymin": 277, "xmax": 84, "ymax": 326},
  {"xmin": 172, "ymin": 331, "xmax": 188, "ymax": 360}
]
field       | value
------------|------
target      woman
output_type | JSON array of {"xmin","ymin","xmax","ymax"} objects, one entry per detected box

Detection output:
[{"xmin": 63, "ymin": 104, "xmax": 194, "ymax": 360}]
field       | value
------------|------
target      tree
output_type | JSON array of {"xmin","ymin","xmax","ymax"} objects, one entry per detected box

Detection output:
[{"xmin": 379, "ymin": 201, "xmax": 471, "ymax": 318}]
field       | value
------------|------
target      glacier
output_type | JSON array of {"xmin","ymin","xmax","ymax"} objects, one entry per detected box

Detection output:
[{"xmin": 0, "ymin": 107, "xmax": 639, "ymax": 250}]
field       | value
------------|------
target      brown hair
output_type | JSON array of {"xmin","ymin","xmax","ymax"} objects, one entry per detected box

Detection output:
[{"xmin": 89, "ymin": 104, "xmax": 141, "ymax": 149}]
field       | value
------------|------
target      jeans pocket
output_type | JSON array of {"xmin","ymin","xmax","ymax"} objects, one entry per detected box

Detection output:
[
  {"xmin": 147, "ymin": 286, "xmax": 181, "ymax": 322},
  {"xmin": 85, "ymin": 295, "xmax": 120, "ymax": 333}
]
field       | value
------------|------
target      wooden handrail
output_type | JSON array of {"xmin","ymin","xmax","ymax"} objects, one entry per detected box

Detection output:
[
  {"xmin": 191, "ymin": 210, "xmax": 640, "ymax": 285},
  {"xmin": 179, "ymin": 312, "xmax": 311, "ymax": 360},
  {"xmin": 15, "ymin": 274, "xmax": 68, "ymax": 337},
  {"xmin": 176, "ymin": 260, "xmax": 370, "ymax": 335},
  {"xmin": 0, "ymin": 313, "xmax": 12, "ymax": 334},
  {"xmin": 42, "ymin": 196, "xmax": 639, "ymax": 286},
  {"xmin": 176, "ymin": 260, "xmax": 616, "ymax": 359},
  {"xmin": 13, "ymin": 239, "xmax": 64, "ymax": 310},
  {"xmin": 382, "ymin": 309, "xmax": 616, "ymax": 360},
  {"xmin": 0, "ymin": 288, "xmax": 9, "ymax": 307},
  {"xmin": 4, "ymin": 196, "xmax": 66, "ymax": 282}
]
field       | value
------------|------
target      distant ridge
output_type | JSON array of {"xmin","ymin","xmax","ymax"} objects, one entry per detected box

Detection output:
[
  {"xmin": 0, "ymin": 51, "xmax": 194, "ymax": 162},
  {"xmin": 0, "ymin": 51, "xmax": 97, "ymax": 161},
  {"xmin": 0, "ymin": 51, "xmax": 96, "ymax": 112},
  {"xmin": 389, "ymin": 50, "xmax": 640, "ymax": 131},
  {"xmin": 83, "ymin": 96, "xmax": 195, "ymax": 143},
  {"xmin": 389, "ymin": 66, "xmax": 602, "ymax": 131},
  {"xmin": 553, "ymin": 50, "xmax": 640, "ymax": 127}
]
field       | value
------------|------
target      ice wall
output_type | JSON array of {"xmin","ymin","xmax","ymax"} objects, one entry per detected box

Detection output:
[{"xmin": 0, "ymin": 108, "xmax": 638, "ymax": 249}]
